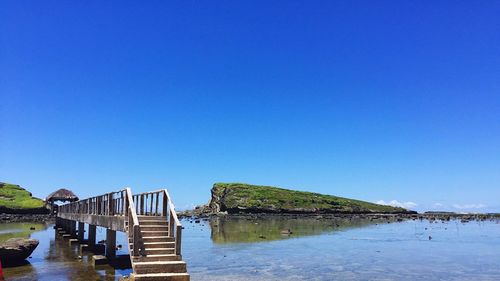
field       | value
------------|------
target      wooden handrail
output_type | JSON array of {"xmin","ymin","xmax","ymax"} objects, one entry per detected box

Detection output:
[
  {"xmin": 125, "ymin": 187, "xmax": 142, "ymax": 257},
  {"xmin": 58, "ymin": 189, "xmax": 129, "ymax": 217},
  {"xmin": 164, "ymin": 189, "xmax": 181, "ymax": 226},
  {"xmin": 125, "ymin": 188, "xmax": 140, "ymax": 226},
  {"xmin": 162, "ymin": 189, "xmax": 182, "ymax": 255},
  {"xmin": 133, "ymin": 189, "xmax": 165, "ymax": 195}
]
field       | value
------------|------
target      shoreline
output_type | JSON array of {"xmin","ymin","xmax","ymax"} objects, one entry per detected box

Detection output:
[
  {"xmin": 2, "ymin": 211, "xmax": 498, "ymax": 224},
  {"xmin": 0, "ymin": 213, "xmax": 54, "ymax": 224},
  {"xmin": 179, "ymin": 210, "xmax": 500, "ymax": 222}
]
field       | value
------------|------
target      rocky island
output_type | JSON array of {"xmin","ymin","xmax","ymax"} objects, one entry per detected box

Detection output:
[
  {"xmin": 187, "ymin": 183, "xmax": 415, "ymax": 216},
  {"xmin": 0, "ymin": 182, "xmax": 48, "ymax": 214},
  {"xmin": 0, "ymin": 182, "xmax": 50, "ymax": 223}
]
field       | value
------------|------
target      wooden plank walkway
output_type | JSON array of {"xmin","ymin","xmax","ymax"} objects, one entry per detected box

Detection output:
[{"xmin": 57, "ymin": 188, "xmax": 190, "ymax": 281}]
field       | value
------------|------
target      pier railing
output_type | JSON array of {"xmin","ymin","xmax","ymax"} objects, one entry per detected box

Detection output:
[
  {"xmin": 59, "ymin": 189, "xmax": 129, "ymax": 216},
  {"xmin": 131, "ymin": 189, "xmax": 183, "ymax": 255},
  {"xmin": 57, "ymin": 187, "xmax": 183, "ymax": 256}
]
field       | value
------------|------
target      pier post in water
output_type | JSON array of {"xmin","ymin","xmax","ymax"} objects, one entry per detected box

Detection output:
[
  {"xmin": 78, "ymin": 222, "xmax": 85, "ymax": 242},
  {"xmin": 106, "ymin": 229, "xmax": 116, "ymax": 259},
  {"xmin": 64, "ymin": 219, "xmax": 70, "ymax": 233},
  {"xmin": 88, "ymin": 225, "xmax": 97, "ymax": 247},
  {"xmin": 69, "ymin": 220, "xmax": 77, "ymax": 237}
]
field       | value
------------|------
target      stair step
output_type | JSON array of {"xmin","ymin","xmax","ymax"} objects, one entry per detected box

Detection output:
[
  {"xmin": 130, "ymin": 219, "xmax": 169, "ymax": 225},
  {"xmin": 129, "ymin": 237, "xmax": 175, "ymax": 244},
  {"xmin": 141, "ymin": 236, "xmax": 175, "ymax": 243},
  {"xmin": 141, "ymin": 225, "xmax": 170, "ymax": 231},
  {"xmin": 141, "ymin": 231, "xmax": 170, "ymax": 237},
  {"xmin": 138, "ymin": 220, "xmax": 169, "ymax": 226},
  {"xmin": 134, "ymin": 248, "xmax": 175, "ymax": 255},
  {"xmin": 138, "ymin": 216, "xmax": 168, "ymax": 221},
  {"xmin": 132, "ymin": 272, "xmax": 190, "ymax": 281},
  {"xmin": 132, "ymin": 254, "xmax": 181, "ymax": 262},
  {"xmin": 134, "ymin": 261, "xmax": 187, "ymax": 274},
  {"xmin": 129, "ymin": 242, "xmax": 175, "ymax": 249}
]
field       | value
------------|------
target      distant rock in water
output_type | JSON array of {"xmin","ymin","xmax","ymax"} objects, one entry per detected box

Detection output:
[
  {"xmin": 208, "ymin": 183, "xmax": 415, "ymax": 214},
  {"xmin": 0, "ymin": 238, "xmax": 39, "ymax": 264}
]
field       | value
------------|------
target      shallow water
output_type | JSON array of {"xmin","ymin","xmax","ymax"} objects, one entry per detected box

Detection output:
[
  {"xmin": 3, "ymin": 222, "xmax": 131, "ymax": 281},
  {"xmin": 185, "ymin": 217, "xmax": 500, "ymax": 281},
  {"xmin": 2, "ymin": 217, "xmax": 500, "ymax": 280}
]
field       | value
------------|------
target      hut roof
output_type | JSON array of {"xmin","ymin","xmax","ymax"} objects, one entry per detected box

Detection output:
[{"xmin": 46, "ymin": 188, "xmax": 79, "ymax": 202}]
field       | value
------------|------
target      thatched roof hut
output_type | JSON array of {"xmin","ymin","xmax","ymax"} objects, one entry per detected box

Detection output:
[{"xmin": 46, "ymin": 188, "xmax": 79, "ymax": 203}]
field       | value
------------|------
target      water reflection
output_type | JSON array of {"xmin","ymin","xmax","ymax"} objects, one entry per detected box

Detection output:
[
  {"xmin": 210, "ymin": 216, "xmax": 383, "ymax": 243},
  {"xmin": 0, "ymin": 222, "xmax": 49, "ymax": 242},
  {"xmin": 2, "ymin": 223, "xmax": 131, "ymax": 281},
  {"xmin": 1, "ymin": 262, "xmax": 38, "ymax": 281},
  {"xmin": 182, "ymin": 218, "xmax": 500, "ymax": 281},
  {"xmin": 3, "ymin": 218, "xmax": 500, "ymax": 281}
]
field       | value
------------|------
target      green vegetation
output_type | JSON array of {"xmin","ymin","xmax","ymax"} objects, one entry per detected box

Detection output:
[
  {"xmin": 0, "ymin": 182, "xmax": 45, "ymax": 210},
  {"xmin": 209, "ymin": 183, "xmax": 411, "ymax": 214}
]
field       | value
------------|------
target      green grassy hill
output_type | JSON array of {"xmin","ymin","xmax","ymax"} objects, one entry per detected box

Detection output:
[
  {"xmin": 0, "ymin": 182, "xmax": 48, "ymax": 214},
  {"xmin": 209, "ymin": 183, "xmax": 412, "ymax": 214}
]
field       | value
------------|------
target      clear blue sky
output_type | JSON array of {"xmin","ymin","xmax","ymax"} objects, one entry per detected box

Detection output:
[{"xmin": 1, "ymin": 1, "xmax": 499, "ymax": 212}]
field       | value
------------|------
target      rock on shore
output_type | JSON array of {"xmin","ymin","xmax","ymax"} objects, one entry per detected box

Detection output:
[
  {"xmin": 0, "ymin": 213, "xmax": 53, "ymax": 223},
  {"xmin": 0, "ymin": 238, "xmax": 39, "ymax": 264}
]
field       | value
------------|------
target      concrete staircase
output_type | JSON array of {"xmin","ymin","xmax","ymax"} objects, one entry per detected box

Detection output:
[{"xmin": 128, "ymin": 216, "xmax": 190, "ymax": 281}]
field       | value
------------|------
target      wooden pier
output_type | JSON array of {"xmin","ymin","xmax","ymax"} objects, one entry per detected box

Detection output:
[{"xmin": 56, "ymin": 188, "xmax": 189, "ymax": 281}]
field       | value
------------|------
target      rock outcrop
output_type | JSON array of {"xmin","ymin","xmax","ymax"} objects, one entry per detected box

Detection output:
[
  {"xmin": 0, "ymin": 238, "xmax": 39, "ymax": 264},
  {"xmin": 0, "ymin": 182, "xmax": 49, "ymax": 214},
  {"xmin": 207, "ymin": 183, "xmax": 415, "ymax": 215}
]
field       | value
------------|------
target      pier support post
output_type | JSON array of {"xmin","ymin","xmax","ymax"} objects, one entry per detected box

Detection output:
[
  {"xmin": 88, "ymin": 225, "xmax": 96, "ymax": 247},
  {"xmin": 64, "ymin": 219, "xmax": 70, "ymax": 232},
  {"xmin": 69, "ymin": 220, "xmax": 77, "ymax": 237},
  {"xmin": 80, "ymin": 224, "xmax": 104, "ymax": 254},
  {"xmin": 106, "ymin": 229, "xmax": 116, "ymax": 259},
  {"xmin": 78, "ymin": 222, "xmax": 85, "ymax": 242}
]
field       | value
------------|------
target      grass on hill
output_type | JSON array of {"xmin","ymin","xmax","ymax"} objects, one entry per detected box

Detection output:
[
  {"xmin": 212, "ymin": 183, "xmax": 409, "ymax": 213},
  {"xmin": 0, "ymin": 182, "xmax": 45, "ymax": 209}
]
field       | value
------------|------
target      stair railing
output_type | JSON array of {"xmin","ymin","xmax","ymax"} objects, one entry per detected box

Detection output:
[
  {"xmin": 131, "ymin": 188, "xmax": 183, "ymax": 256},
  {"xmin": 125, "ymin": 187, "xmax": 143, "ymax": 257},
  {"xmin": 163, "ymin": 189, "xmax": 182, "ymax": 256}
]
